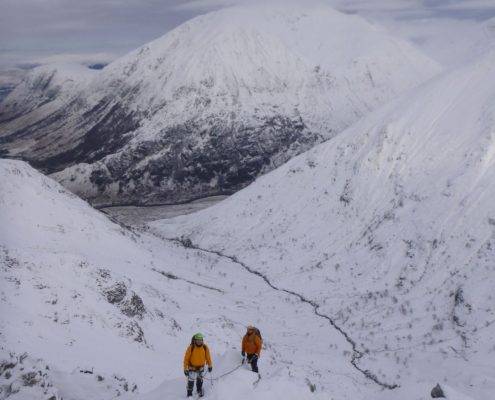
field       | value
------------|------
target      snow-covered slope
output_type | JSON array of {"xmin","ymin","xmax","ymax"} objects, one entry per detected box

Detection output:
[
  {"xmin": 1, "ymin": 159, "xmax": 396, "ymax": 400},
  {"xmin": 0, "ymin": 2, "xmax": 440, "ymax": 205},
  {"xmin": 0, "ymin": 158, "xmax": 190, "ymax": 398},
  {"xmin": 151, "ymin": 51, "xmax": 495, "ymax": 399},
  {"xmin": 0, "ymin": 63, "xmax": 95, "ymax": 119}
]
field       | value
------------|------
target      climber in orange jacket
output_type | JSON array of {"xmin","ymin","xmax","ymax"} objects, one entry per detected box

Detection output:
[
  {"xmin": 183, "ymin": 333, "xmax": 212, "ymax": 397},
  {"xmin": 241, "ymin": 325, "xmax": 262, "ymax": 373}
]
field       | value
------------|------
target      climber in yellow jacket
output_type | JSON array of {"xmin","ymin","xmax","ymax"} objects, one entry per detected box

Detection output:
[{"xmin": 183, "ymin": 333, "xmax": 212, "ymax": 397}]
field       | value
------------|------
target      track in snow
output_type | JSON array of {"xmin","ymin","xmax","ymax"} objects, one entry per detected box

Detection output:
[{"xmin": 153, "ymin": 234, "xmax": 399, "ymax": 390}]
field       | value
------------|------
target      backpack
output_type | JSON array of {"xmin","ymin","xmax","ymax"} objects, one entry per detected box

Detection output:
[{"xmin": 246, "ymin": 327, "xmax": 262, "ymax": 342}]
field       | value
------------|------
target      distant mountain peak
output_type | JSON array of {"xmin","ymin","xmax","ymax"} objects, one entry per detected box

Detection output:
[{"xmin": 1, "ymin": 2, "xmax": 440, "ymax": 206}]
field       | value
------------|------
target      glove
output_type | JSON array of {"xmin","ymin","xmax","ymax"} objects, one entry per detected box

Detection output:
[
  {"xmin": 184, "ymin": 370, "xmax": 189, "ymax": 376},
  {"xmin": 208, "ymin": 367, "xmax": 212, "ymax": 373},
  {"xmin": 241, "ymin": 351, "xmax": 245, "ymax": 357}
]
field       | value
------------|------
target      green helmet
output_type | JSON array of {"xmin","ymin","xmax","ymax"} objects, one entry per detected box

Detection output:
[{"xmin": 194, "ymin": 333, "xmax": 204, "ymax": 341}]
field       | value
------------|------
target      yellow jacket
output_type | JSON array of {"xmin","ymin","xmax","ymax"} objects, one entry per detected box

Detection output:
[{"xmin": 183, "ymin": 344, "xmax": 212, "ymax": 370}]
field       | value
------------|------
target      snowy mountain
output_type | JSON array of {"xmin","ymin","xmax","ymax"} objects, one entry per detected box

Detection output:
[
  {"xmin": 151, "ymin": 50, "xmax": 495, "ymax": 399},
  {"xmin": 0, "ymin": 63, "xmax": 96, "ymax": 121},
  {"xmin": 0, "ymin": 3, "xmax": 440, "ymax": 206}
]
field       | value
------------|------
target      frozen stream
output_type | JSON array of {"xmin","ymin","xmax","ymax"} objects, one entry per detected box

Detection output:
[{"xmin": 100, "ymin": 195, "xmax": 229, "ymax": 226}]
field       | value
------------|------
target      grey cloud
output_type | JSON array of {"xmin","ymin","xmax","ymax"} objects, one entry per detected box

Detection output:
[
  {"xmin": 0, "ymin": 0, "xmax": 204, "ymax": 65},
  {"xmin": 330, "ymin": 0, "xmax": 495, "ymax": 20},
  {"xmin": 1, "ymin": 0, "xmax": 494, "ymax": 67}
]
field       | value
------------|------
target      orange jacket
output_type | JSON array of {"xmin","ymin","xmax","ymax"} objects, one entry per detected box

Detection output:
[
  {"xmin": 242, "ymin": 333, "xmax": 262, "ymax": 356},
  {"xmin": 183, "ymin": 344, "xmax": 212, "ymax": 370}
]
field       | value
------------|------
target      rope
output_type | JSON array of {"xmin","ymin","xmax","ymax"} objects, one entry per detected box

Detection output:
[{"xmin": 203, "ymin": 363, "xmax": 244, "ymax": 382}]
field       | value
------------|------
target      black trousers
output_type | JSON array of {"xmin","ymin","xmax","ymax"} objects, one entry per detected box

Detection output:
[{"xmin": 247, "ymin": 354, "xmax": 259, "ymax": 373}]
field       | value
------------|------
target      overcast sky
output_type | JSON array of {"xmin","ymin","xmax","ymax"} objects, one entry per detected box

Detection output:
[{"xmin": 1, "ymin": 0, "xmax": 495, "ymax": 68}]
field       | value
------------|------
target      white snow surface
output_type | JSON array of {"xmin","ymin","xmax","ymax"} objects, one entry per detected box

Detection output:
[
  {"xmin": 0, "ymin": 159, "xmax": 368, "ymax": 399},
  {"xmin": 151, "ymin": 51, "xmax": 495, "ymax": 399}
]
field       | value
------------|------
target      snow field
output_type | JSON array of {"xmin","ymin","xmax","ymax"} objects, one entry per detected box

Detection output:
[
  {"xmin": 1, "ymin": 159, "xmax": 374, "ymax": 399},
  {"xmin": 150, "ymin": 51, "xmax": 495, "ymax": 399}
]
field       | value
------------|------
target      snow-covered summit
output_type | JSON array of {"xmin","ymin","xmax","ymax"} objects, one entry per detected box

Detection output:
[
  {"xmin": 1, "ymin": 2, "xmax": 440, "ymax": 205},
  {"xmin": 100, "ymin": 2, "xmax": 437, "ymax": 113},
  {"xmin": 152, "ymin": 50, "xmax": 495, "ymax": 399}
]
